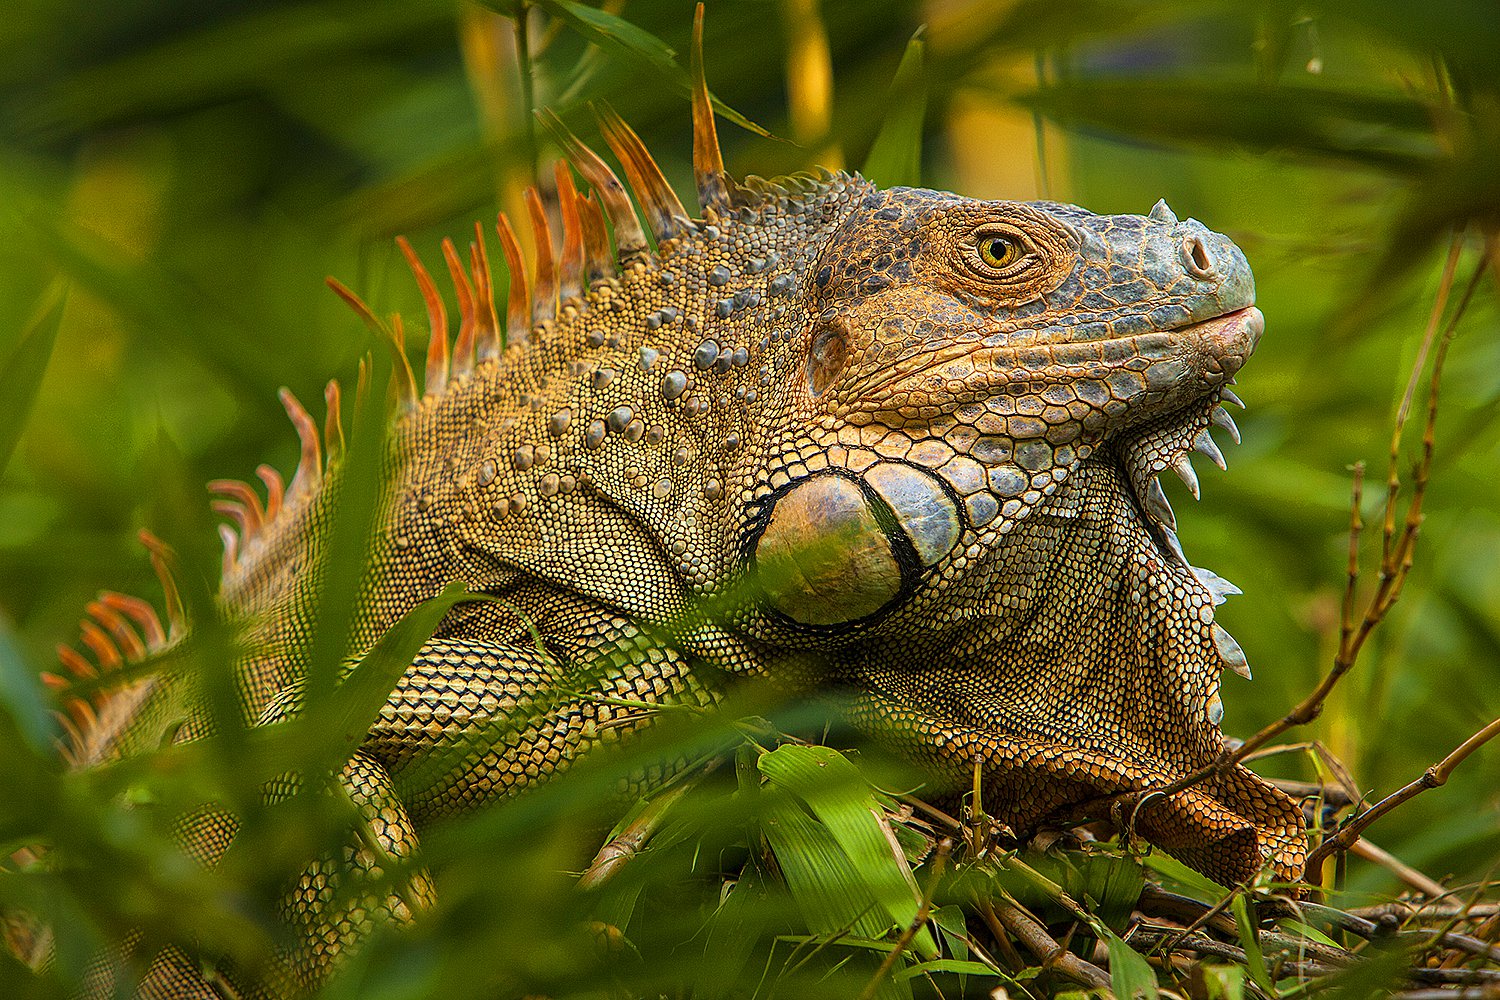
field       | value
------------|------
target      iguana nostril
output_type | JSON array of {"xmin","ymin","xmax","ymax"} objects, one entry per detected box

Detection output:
[{"xmin": 1183, "ymin": 235, "xmax": 1214, "ymax": 279}]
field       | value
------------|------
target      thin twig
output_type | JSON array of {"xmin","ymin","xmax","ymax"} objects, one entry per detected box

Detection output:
[
  {"xmin": 1349, "ymin": 903, "xmax": 1500, "ymax": 922},
  {"xmin": 968, "ymin": 755, "xmax": 985, "ymax": 858},
  {"xmin": 857, "ymin": 839, "xmax": 952, "ymax": 1000},
  {"xmin": 976, "ymin": 899, "xmax": 1028, "ymax": 971},
  {"xmin": 1307, "ymin": 716, "xmax": 1500, "ymax": 870},
  {"xmin": 1271, "ymin": 897, "xmax": 1500, "ymax": 965},
  {"xmin": 577, "ymin": 780, "xmax": 695, "ymax": 891},
  {"xmin": 1349, "ymin": 837, "xmax": 1450, "ymax": 898},
  {"xmin": 1137, "ymin": 885, "xmax": 1237, "ymax": 937},
  {"xmin": 1153, "ymin": 884, "xmax": 1245, "ymax": 955},
  {"xmin": 897, "ymin": 792, "xmax": 963, "ymax": 835},
  {"xmin": 982, "ymin": 897, "xmax": 1112, "ymax": 992},
  {"xmin": 1339, "ymin": 460, "xmax": 1367, "ymax": 666},
  {"xmin": 1132, "ymin": 926, "xmax": 1337, "ymax": 982}
]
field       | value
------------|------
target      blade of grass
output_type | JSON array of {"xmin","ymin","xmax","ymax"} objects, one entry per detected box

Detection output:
[
  {"xmin": 861, "ymin": 29, "xmax": 927, "ymax": 188},
  {"xmin": 530, "ymin": 0, "xmax": 772, "ymax": 139},
  {"xmin": 0, "ymin": 281, "xmax": 64, "ymax": 475},
  {"xmin": 758, "ymin": 784, "xmax": 912, "ymax": 999},
  {"xmin": 759, "ymin": 744, "xmax": 936, "ymax": 959},
  {"xmin": 1101, "ymin": 923, "xmax": 1160, "ymax": 999},
  {"xmin": 1232, "ymin": 894, "xmax": 1274, "ymax": 996}
]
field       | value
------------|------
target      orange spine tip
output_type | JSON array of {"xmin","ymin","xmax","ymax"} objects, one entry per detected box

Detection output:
[
  {"xmin": 101, "ymin": 591, "xmax": 166, "ymax": 648},
  {"xmin": 77, "ymin": 621, "xmax": 121, "ymax": 671},
  {"xmin": 691, "ymin": 2, "xmax": 728, "ymax": 211},
  {"xmin": 218, "ymin": 523, "xmax": 239, "ymax": 577},
  {"xmin": 396, "ymin": 237, "xmax": 449, "ymax": 343},
  {"xmin": 63, "ymin": 697, "xmax": 97, "ymax": 731},
  {"xmin": 595, "ymin": 100, "xmax": 690, "ymax": 240},
  {"xmin": 470, "ymin": 221, "xmax": 501, "ymax": 360},
  {"xmin": 325, "ymin": 277, "xmax": 385, "ymax": 334},
  {"xmin": 356, "ymin": 355, "xmax": 372, "ymax": 414},
  {"xmin": 137, "ymin": 530, "xmax": 185, "ymax": 632},
  {"xmin": 526, "ymin": 187, "xmax": 558, "ymax": 326},
  {"xmin": 208, "ymin": 479, "xmax": 265, "ymax": 535},
  {"xmin": 555, "ymin": 161, "xmax": 585, "ymax": 301},
  {"xmin": 256, "ymin": 464, "xmax": 285, "ymax": 521},
  {"xmin": 86, "ymin": 600, "xmax": 144, "ymax": 660},
  {"xmin": 278, "ymin": 388, "xmax": 324, "ymax": 494},
  {"xmin": 323, "ymin": 381, "xmax": 344, "ymax": 461},
  {"xmin": 441, "ymin": 238, "xmax": 477, "ymax": 379},
  {"xmin": 539, "ymin": 109, "xmax": 646, "ymax": 257},
  {"xmin": 576, "ymin": 192, "xmax": 613, "ymax": 285},
  {"xmin": 398, "ymin": 236, "xmax": 451, "ymax": 397},
  {"xmin": 210, "ymin": 500, "xmax": 248, "ymax": 540},
  {"xmin": 55, "ymin": 644, "xmax": 96, "ymax": 680},
  {"xmin": 496, "ymin": 212, "xmax": 531, "ymax": 347},
  {"xmin": 385, "ymin": 313, "xmax": 420, "ymax": 409}
]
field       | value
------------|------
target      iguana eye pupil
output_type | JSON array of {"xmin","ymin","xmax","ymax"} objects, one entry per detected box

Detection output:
[{"xmin": 979, "ymin": 235, "xmax": 1019, "ymax": 269}]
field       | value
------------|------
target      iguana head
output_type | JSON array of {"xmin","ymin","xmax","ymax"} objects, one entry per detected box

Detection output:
[
  {"xmin": 807, "ymin": 187, "xmax": 1257, "ymax": 441},
  {"xmin": 749, "ymin": 185, "xmax": 1260, "ymax": 633},
  {"xmin": 740, "ymin": 185, "xmax": 1297, "ymax": 883}
]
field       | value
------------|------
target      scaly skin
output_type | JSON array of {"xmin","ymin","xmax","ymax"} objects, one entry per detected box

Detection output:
[{"xmin": 48, "ymin": 35, "xmax": 1304, "ymax": 996}]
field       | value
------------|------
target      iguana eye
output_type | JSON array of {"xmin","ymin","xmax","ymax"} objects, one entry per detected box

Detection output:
[
  {"xmin": 979, "ymin": 235, "xmax": 1020, "ymax": 268},
  {"xmin": 969, "ymin": 229, "xmax": 1029, "ymax": 276}
]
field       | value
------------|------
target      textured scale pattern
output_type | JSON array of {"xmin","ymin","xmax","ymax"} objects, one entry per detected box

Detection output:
[{"xmin": 43, "ymin": 11, "xmax": 1304, "ymax": 995}]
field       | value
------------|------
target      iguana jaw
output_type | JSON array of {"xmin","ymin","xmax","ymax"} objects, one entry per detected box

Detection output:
[{"xmin": 1111, "ymin": 304, "xmax": 1262, "ymax": 565}]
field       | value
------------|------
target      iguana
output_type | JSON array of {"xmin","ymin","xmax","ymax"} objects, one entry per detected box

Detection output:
[{"xmin": 41, "ymin": 9, "xmax": 1305, "ymax": 995}]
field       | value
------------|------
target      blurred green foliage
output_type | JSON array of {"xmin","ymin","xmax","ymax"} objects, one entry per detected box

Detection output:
[{"xmin": 2, "ymin": 0, "xmax": 1499, "ymax": 996}]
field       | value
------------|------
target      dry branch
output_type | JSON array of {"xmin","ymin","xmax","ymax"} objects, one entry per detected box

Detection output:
[
  {"xmin": 1306, "ymin": 716, "xmax": 1500, "ymax": 871},
  {"xmin": 979, "ymin": 897, "xmax": 1112, "ymax": 992}
]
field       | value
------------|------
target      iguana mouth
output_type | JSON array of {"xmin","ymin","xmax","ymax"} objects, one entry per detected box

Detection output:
[
  {"xmin": 853, "ymin": 305, "xmax": 1263, "ymax": 415},
  {"xmin": 1162, "ymin": 305, "xmax": 1263, "ymax": 378}
]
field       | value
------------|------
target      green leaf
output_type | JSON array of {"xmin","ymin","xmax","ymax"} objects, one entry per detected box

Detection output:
[
  {"xmin": 862, "ymin": 29, "xmax": 927, "ymax": 188},
  {"xmin": 1019, "ymin": 79, "xmax": 1436, "ymax": 174},
  {"xmin": 757, "ymin": 784, "xmax": 912, "ymax": 1000},
  {"xmin": 758, "ymin": 744, "xmax": 936, "ymax": 959},
  {"xmin": 1232, "ymin": 895, "xmax": 1274, "ymax": 997},
  {"xmin": 1276, "ymin": 917, "xmax": 1343, "ymax": 950},
  {"xmin": 698, "ymin": 856, "xmax": 783, "ymax": 999},
  {"xmin": 534, "ymin": 0, "xmax": 678, "ymax": 79},
  {"xmin": 0, "ymin": 282, "xmax": 64, "ymax": 475},
  {"xmin": 531, "ymin": 0, "xmax": 771, "ymax": 139},
  {"xmin": 1074, "ymin": 851, "xmax": 1145, "ymax": 933},
  {"xmin": 1142, "ymin": 850, "xmax": 1231, "ymax": 901},
  {"xmin": 894, "ymin": 957, "xmax": 1005, "ymax": 980},
  {"xmin": 1200, "ymin": 964, "xmax": 1246, "ymax": 1000},
  {"xmin": 932, "ymin": 904, "xmax": 968, "ymax": 961},
  {"xmin": 301, "ymin": 350, "xmax": 396, "ymax": 707},
  {"xmin": 1101, "ymin": 924, "xmax": 1159, "ymax": 1000},
  {"xmin": 23, "ymin": 0, "xmax": 453, "ymax": 134},
  {"xmin": 0, "ymin": 615, "xmax": 57, "ymax": 754}
]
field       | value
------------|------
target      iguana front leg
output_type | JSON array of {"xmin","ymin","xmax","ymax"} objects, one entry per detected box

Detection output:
[
  {"xmin": 843, "ymin": 686, "xmax": 1306, "ymax": 885},
  {"xmin": 269, "ymin": 749, "xmax": 434, "ymax": 996},
  {"xmin": 237, "ymin": 624, "xmax": 713, "ymax": 998},
  {"xmin": 79, "ymin": 746, "xmax": 429, "ymax": 1000}
]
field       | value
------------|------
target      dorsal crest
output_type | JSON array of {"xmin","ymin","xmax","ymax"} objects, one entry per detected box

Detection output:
[{"xmin": 322, "ymin": 3, "xmax": 818, "ymax": 415}]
